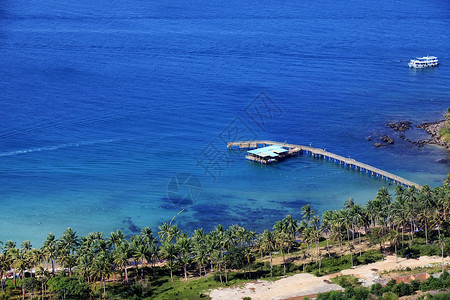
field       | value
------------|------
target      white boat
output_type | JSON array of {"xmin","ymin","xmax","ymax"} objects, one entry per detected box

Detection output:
[{"xmin": 408, "ymin": 55, "xmax": 438, "ymax": 68}]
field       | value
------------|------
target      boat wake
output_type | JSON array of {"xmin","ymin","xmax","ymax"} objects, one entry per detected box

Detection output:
[{"xmin": 0, "ymin": 139, "xmax": 116, "ymax": 158}]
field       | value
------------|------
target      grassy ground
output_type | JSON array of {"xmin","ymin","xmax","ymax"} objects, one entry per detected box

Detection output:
[{"xmin": 439, "ymin": 127, "xmax": 450, "ymax": 143}]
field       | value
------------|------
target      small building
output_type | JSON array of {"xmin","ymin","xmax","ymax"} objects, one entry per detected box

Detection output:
[{"xmin": 246, "ymin": 145, "xmax": 289, "ymax": 164}]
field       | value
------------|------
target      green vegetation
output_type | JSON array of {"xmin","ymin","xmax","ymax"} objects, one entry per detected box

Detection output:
[
  {"xmin": 318, "ymin": 271, "xmax": 450, "ymax": 299},
  {"xmin": 439, "ymin": 108, "xmax": 450, "ymax": 143},
  {"xmin": 1, "ymin": 179, "xmax": 450, "ymax": 299}
]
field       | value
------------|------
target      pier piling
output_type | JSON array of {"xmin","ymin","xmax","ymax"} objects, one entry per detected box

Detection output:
[{"xmin": 227, "ymin": 140, "xmax": 422, "ymax": 190}]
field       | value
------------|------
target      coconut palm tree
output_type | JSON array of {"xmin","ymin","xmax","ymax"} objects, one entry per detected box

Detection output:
[
  {"xmin": 113, "ymin": 242, "xmax": 131, "ymax": 283},
  {"xmin": 76, "ymin": 252, "xmax": 93, "ymax": 283},
  {"xmin": 193, "ymin": 243, "xmax": 208, "ymax": 277},
  {"xmin": 418, "ymin": 185, "xmax": 436, "ymax": 245},
  {"xmin": 59, "ymin": 227, "xmax": 80, "ymax": 255},
  {"xmin": 321, "ymin": 210, "xmax": 334, "ymax": 257},
  {"xmin": 107, "ymin": 230, "xmax": 126, "ymax": 251},
  {"xmin": 283, "ymin": 215, "xmax": 298, "ymax": 241},
  {"xmin": 148, "ymin": 242, "xmax": 159, "ymax": 279},
  {"xmin": 391, "ymin": 195, "xmax": 409, "ymax": 247},
  {"xmin": 273, "ymin": 221, "xmax": 291, "ymax": 274},
  {"xmin": 4, "ymin": 240, "xmax": 16, "ymax": 253},
  {"xmin": 374, "ymin": 187, "xmax": 392, "ymax": 232},
  {"xmin": 133, "ymin": 242, "xmax": 150, "ymax": 281},
  {"xmin": 36, "ymin": 265, "xmax": 50, "ymax": 300},
  {"xmin": 388, "ymin": 230, "xmax": 400, "ymax": 263},
  {"xmin": 0, "ymin": 253, "xmax": 11, "ymax": 291},
  {"xmin": 404, "ymin": 186, "xmax": 420, "ymax": 245},
  {"xmin": 59, "ymin": 248, "xmax": 76, "ymax": 276},
  {"xmin": 211, "ymin": 249, "xmax": 223, "ymax": 282},
  {"xmin": 176, "ymin": 235, "xmax": 191, "ymax": 280},
  {"xmin": 92, "ymin": 251, "xmax": 112, "ymax": 300},
  {"xmin": 20, "ymin": 240, "xmax": 31, "ymax": 253},
  {"xmin": 350, "ymin": 204, "xmax": 367, "ymax": 256},
  {"xmin": 261, "ymin": 230, "xmax": 276, "ymax": 277},
  {"xmin": 160, "ymin": 241, "xmax": 179, "ymax": 282},
  {"xmin": 301, "ymin": 204, "xmax": 314, "ymax": 222},
  {"xmin": 42, "ymin": 233, "xmax": 58, "ymax": 276},
  {"xmin": 330, "ymin": 210, "xmax": 344, "ymax": 260},
  {"xmin": 129, "ymin": 235, "xmax": 145, "ymax": 280}
]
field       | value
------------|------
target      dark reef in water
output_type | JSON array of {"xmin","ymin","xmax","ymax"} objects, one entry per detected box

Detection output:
[
  {"xmin": 367, "ymin": 120, "xmax": 450, "ymax": 149},
  {"xmin": 122, "ymin": 217, "xmax": 141, "ymax": 233}
]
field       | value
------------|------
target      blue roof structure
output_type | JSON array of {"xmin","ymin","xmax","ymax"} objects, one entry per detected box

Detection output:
[{"xmin": 247, "ymin": 145, "xmax": 288, "ymax": 158}]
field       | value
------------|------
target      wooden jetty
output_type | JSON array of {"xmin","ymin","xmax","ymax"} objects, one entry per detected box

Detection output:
[{"xmin": 227, "ymin": 140, "xmax": 422, "ymax": 190}]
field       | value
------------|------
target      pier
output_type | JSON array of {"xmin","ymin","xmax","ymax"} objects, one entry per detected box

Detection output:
[{"xmin": 227, "ymin": 140, "xmax": 422, "ymax": 190}]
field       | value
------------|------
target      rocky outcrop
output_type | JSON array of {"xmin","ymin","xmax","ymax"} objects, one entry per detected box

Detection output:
[
  {"xmin": 381, "ymin": 135, "xmax": 394, "ymax": 144},
  {"xmin": 416, "ymin": 120, "xmax": 450, "ymax": 149},
  {"xmin": 386, "ymin": 121, "xmax": 412, "ymax": 132},
  {"xmin": 369, "ymin": 119, "xmax": 450, "ymax": 149}
]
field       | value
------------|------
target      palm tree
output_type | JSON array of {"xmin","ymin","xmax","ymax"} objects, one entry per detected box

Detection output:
[
  {"xmin": 273, "ymin": 221, "xmax": 291, "ymax": 274},
  {"xmin": 0, "ymin": 253, "xmax": 11, "ymax": 292},
  {"xmin": 148, "ymin": 242, "xmax": 159, "ymax": 279},
  {"xmin": 419, "ymin": 185, "xmax": 436, "ymax": 245},
  {"xmin": 261, "ymin": 230, "xmax": 276, "ymax": 277},
  {"xmin": 404, "ymin": 186, "xmax": 420, "ymax": 245},
  {"xmin": 133, "ymin": 242, "xmax": 150, "ymax": 281},
  {"xmin": 129, "ymin": 235, "xmax": 145, "ymax": 280},
  {"xmin": 42, "ymin": 233, "xmax": 58, "ymax": 276},
  {"xmin": 36, "ymin": 265, "xmax": 50, "ymax": 300},
  {"xmin": 351, "ymin": 204, "xmax": 367, "ymax": 256},
  {"xmin": 193, "ymin": 244, "xmax": 208, "ymax": 277},
  {"xmin": 176, "ymin": 235, "xmax": 191, "ymax": 280},
  {"xmin": 113, "ymin": 242, "xmax": 131, "ymax": 283},
  {"xmin": 92, "ymin": 251, "xmax": 112, "ymax": 300},
  {"xmin": 301, "ymin": 204, "xmax": 314, "ymax": 222},
  {"xmin": 160, "ymin": 241, "xmax": 179, "ymax": 282},
  {"xmin": 211, "ymin": 249, "xmax": 223, "ymax": 282},
  {"xmin": 340, "ymin": 209, "xmax": 354, "ymax": 267},
  {"xmin": 283, "ymin": 215, "xmax": 298, "ymax": 241},
  {"xmin": 365, "ymin": 199, "xmax": 376, "ymax": 228},
  {"xmin": 59, "ymin": 227, "xmax": 80, "ymax": 255},
  {"xmin": 140, "ymin": 227, "xmax": 153, "ymax": 242},
  {"xmin": 444, "ymin": 174, "xmax": 450, "ymax": 187},
  {"xmin": 76, "ymin": 252, "xmax": 93, "ymax": 283},
  {"xmin": 108, "ymin": 230, "xmax": 126, "ymax": 250},
  {"xmin": 20, "ymin": 240, "xmax": 31, "ymax": 253},
  {"xmin": 4, "ymin": 240, "xmax": 16, "ymax": 252},
  {"xmin": 321, "ymin": 210, "xmax": 334, "ymax": 257},
  {"xmin": 59, "ymin": 248, "xmax": 76, "ymax": 276},
  {"xmin": 388, "ymin": 230, "xmax": 400, "ymax": 263},
  {"xmin": 374, "ymin": 187, "xmax": 392, "ymax": 232},
  {"xmin": 344, "ymin": 198, "xmax": 355, "ymax": 210},
  {"xmin": 391, "ymin": 196, "xmax": 409, "ymax": 247},
  {"xmin": 330, "ymin": 210, "xmax": 344, "ymax": 260}
]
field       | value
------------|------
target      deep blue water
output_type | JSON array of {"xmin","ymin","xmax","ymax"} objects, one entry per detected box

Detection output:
[{"xmin": 1, "ymin": 0, "xmax": 450, "ymax": 245}]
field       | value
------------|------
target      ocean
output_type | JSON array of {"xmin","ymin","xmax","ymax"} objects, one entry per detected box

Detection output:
[{"xmin": 0, "ymin": 0, "xmax": 449, "ymax": 245}]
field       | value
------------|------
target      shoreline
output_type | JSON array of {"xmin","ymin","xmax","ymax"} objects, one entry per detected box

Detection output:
[
  {"xmin": 369, "ymin": 119, "xmax": 450, "ymax": 150},
  {"xmin": 417, "ymin": 120, "xmax": 450, "ymax": 149}
]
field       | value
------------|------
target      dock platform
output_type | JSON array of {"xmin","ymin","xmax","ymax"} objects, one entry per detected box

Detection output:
[{"xmin": 227, "ymin": 140, "xmax": 422, "ymax": 189}]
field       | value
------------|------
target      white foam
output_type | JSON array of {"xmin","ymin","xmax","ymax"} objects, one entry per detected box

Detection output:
[{"xmin": 0, "ymin": 139, "xmax": 115, "ymax": 158}]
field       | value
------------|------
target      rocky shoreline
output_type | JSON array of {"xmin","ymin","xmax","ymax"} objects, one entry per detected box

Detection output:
[
  {"xmin": 367, "ymin": 120, "xmax": 450, "ymax": 150},
  {"xmin": 417, "ymin": 120, "xmax": 450, "ymax": 148}
]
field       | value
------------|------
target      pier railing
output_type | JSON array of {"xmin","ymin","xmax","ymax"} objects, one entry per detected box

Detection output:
[{"xmin": 227, "ymin": 140, "xmax": 422, "ymax": 190}]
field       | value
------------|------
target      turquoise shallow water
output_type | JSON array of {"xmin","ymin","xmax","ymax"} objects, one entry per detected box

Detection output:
[{"xmin": 0, "ymin": 0, "xmax": 449, "ymax": 245}]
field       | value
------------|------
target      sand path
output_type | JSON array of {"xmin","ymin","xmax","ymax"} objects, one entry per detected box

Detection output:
[{"xmin": 209, "ymin": 255, "xmax": 450, "ymax": 300}]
